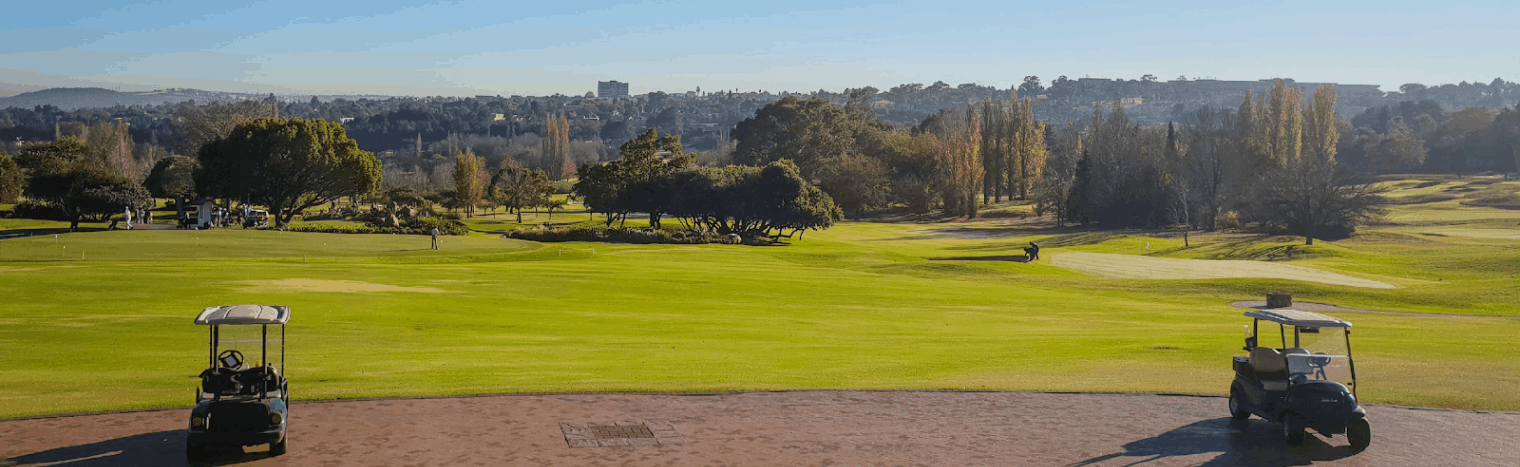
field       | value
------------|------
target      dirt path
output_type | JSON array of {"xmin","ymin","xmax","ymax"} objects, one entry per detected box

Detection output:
[
  {"xmin": 1050, "ymin": 252, "xmax": 1396, "ymax": 289},
  {"xmin": 3, "ymin": 391, "xmax": 1515, "ymax": 466}
]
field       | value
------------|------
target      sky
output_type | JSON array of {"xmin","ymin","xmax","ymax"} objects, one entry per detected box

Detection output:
[{"xmin": 2, "ymin": 0, "xmax": 1517, "ymax": 97}]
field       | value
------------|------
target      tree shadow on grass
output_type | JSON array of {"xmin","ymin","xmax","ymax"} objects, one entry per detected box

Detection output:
[
  {"xmin": 1065, "ymin": 418, "xmax": 1356, "ymax": 467},
  {"xmin": 927, "ymin": 255, "xmax": 1031, "ymax": 262},
  {"xmin": 2, "ymin": 430, "xmax": 275, "ymax": 467},
  {"xmin": 0, "ymin": 228, "xmax": 102, "ymax": 240}
]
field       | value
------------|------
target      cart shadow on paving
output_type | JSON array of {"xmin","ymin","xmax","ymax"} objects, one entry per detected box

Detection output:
[
  {"xmin": 1, "ymin": 430, "xmax": 274, "ymax": 467},
  {"xmin": 1066, "ymin": 418, "xmax": 1357, "ymax": 467}
]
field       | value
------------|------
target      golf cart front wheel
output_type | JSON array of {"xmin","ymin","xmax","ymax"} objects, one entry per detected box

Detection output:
[
  {"xmin": 186, "ymin": 440, "xmax": 206, "ymax": 459},
  {"xmin": 270, "ymin": 436, "xmax": 288, "ymax": 456},
  {"xmin": 1346, "ymin": 418, "xmax": 1371, "ymax": 451},
  {"xmin": 1228, "ymin": 388, "xmax": 1250, "ymax": 420},
  {"xmin": 1282, "ymin": 414, "xmax": 1307, "ymax": 445}
]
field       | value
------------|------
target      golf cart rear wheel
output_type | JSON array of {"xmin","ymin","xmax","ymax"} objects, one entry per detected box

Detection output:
[
  {"xmin": 1346, "ymin": 418, "xmax": 1371, "ymax": 451},
  {"xmin": 270, "ymin": 436, "xmax": 288, "ymax": 456},
  {"xmin": 1282, "ymin": 414, "xmax": 1307, "ymax": 446},
  {"xmin": 1228, "ymin": 388, "xmax": 1250, "ymax": 420}
]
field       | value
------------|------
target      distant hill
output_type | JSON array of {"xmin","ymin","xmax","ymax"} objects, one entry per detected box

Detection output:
[{"xmin": 0, "ymin": 87, "xmax": 261, "ymax": 110}]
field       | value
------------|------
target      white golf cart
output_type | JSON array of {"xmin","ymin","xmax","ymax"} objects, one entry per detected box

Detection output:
[{"xmin": 186, "ymin": 305, "xmax": 290, "ymax": 458}]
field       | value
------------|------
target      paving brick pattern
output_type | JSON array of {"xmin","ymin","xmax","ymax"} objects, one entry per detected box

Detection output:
[{"xmin": 2, "ymin": 391, "xmax": 1516, "ymax": 466}]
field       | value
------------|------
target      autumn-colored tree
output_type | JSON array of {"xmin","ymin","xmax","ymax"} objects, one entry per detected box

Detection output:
[
  {"xmin": 1264, "ymin": 79, "xmax": 1304, "ymax": 167},
  {"xmin": 933, "ymin": 105, "xmax": 983, "ymax": 218},
  {"xmin": 173, "ymin": 100, "xmax": 280, "ymax": 155},
  {"xmin": 452, "ymin": 149, "xmax": 488, "ymax": 217},
  {"xmin": 1303, "ymin": 84, "xmax": 1340, "ymax": 163},
  {"xmin": 84, "ymin": 119, "xmax": 138, "ymax": 181},
  {"xmin": 1011, "ymin": 96, "xmax": 1048, "ymax": 199},
  {"xmin": 540, "ymin": 114, "xmax": 571, "ymax": 180}
]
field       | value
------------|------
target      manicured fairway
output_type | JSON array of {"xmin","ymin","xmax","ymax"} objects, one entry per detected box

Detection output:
[{"xmin": 2, "ymin": 194, "xmax": 1519, "ymax": 419}]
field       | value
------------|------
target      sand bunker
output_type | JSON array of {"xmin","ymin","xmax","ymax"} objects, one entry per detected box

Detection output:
[
  {"xmin": 245, "ymin": 279, "xmax": 445, "ymax": 293},
  {"xmin": 1050, "ymin": 252, "xmax": 1395, "ymax": 289}
]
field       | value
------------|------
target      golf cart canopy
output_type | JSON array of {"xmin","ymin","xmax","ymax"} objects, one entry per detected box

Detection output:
[
  {"xmin": 1244, "ymin": 309, "xmax": 1351, "ymax": 328},
  {"xmin": 194, "ymin": 305, "xmax": 290, "ymax": 326}
]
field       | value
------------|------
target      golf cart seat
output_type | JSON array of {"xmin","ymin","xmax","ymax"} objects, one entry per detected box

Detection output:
[
  {"xmin": 200, "ymin": 365, "xmax": 285, "ymax": 397},
  {"xmin": 1249, "ymin": 346, "xmax": 1291, "ymax": 391}
]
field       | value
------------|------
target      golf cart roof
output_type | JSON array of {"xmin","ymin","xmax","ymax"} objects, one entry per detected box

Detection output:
[
  {"xmin": 1244, "ymin": 309, "xmax": 1351, "ymax": 328},
  {"xmin": 194, "ymin": 305, "xmax": 290, "ymax": 326}
]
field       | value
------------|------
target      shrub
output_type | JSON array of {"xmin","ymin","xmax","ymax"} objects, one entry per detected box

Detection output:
[
  {"xmin": 268, "ymin": 217, "xmax": 468, "ymax": 236},
  {"xmin": 505, "ymin": 224, "xmax": 730, "ymax": 244},
  {"xmin": 404, "ymin": 217, "xmax": 470, "ymax": 235},
  {"xmin": 10, "ymin": 201, "xmax": 70, "ymax": 220},
  {"xmin": 1217, "ymin": 210, "xmax": 1241, "ymax": 230}
]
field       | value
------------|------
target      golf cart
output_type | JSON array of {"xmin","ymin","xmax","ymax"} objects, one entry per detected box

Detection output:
[
  {"xmin": 186, "ymin": 305, "xmax": 290, "ymax": 458},
  {"xmin": 242, "ymin": 209, "xmax": 269, "ymax": 229},
  {"xmin": 1229, "ymin": 308, "xmax": 1371, "ymax": 450}
]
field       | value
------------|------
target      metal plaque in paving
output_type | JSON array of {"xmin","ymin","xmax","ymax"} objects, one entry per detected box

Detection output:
[{"xmin": 560, "ymin": 419, "xmax": 687, "ymax": 448}]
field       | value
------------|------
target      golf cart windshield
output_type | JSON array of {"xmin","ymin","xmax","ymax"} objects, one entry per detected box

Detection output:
[{"xmin": 1285, "ymin": 325, "xmax": 1353, "ymax": 385}]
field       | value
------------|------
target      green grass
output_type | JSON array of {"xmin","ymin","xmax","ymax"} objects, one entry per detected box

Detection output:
[{"xmin": 3, "ymin": 190, "xmax": 1520, "ymax": 418}]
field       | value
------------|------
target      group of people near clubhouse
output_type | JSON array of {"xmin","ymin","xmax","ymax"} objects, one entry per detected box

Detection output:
[{"xmin": 115, "ymin": 208, "xmax": 154, "ymax": 230}]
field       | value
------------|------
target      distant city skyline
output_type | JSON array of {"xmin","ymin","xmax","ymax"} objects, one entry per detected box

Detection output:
[{"xmin": 3, "ymin": 1, "xmax": 1517, "ymax": 97}]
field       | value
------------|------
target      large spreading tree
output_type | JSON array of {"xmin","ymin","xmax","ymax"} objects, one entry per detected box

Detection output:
[{"xmin": 196, "ymin": 118, "xmax": 381, "ymax": 227}]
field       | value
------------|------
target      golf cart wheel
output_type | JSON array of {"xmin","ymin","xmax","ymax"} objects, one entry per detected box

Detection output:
[
  {"xmin": 1282, "ymin": 414, "xmax": 1307, "ymax": 446},
  {"xmin": 1346, "ymin": 418, "xmax": 1371, "ymax": 451},
  {"xmin": 186, "ymin": 440, "xmax": 206, "ymax": 459},
  {"xmin": 1228, "ymin": 388, "xmax": 1251, "ymax": 420},
  {"xmin": 270, "ymin": 436, "xmax": 288, "ymax": 456}
]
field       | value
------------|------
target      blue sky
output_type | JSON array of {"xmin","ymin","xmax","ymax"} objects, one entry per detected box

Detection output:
[{"xmin": 2, "ymin": 0, "xmax": 1517, "ymax": 96}]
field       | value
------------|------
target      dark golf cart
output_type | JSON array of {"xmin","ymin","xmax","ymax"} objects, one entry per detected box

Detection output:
[
  {"xmin": 1229, "ymin": 308, "xmax": 1371, "ymax": 450},
  {"xmin": 187, "ymin": 305, "xmax": 290, "ymax": 459}
]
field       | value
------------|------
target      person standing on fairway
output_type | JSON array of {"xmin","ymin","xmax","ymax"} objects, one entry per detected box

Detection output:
[
  {"xmin": 430, "ymin": 226, "xmax": 440, "ymax": 250},
  {"xmin": 123, "ymin": 208, "xmax": 133, "ymax": 230}
]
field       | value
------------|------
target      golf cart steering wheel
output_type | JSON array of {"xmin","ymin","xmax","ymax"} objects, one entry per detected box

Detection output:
[{"xmin": 217, "ymin": 349, "xmax": 245, "ymax": 370}]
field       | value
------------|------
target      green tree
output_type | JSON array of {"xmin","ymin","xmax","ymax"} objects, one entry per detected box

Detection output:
[
  {"xmin": 61, "ymin": 168, "xmax": 152, "ymax": 229},
  {"xmin": 490, "ymin": 166, "xmax": 552, "ymax": 223},
  {"xmin": 575, "ymin": 129, "xmax": 693, "ymax": 228},
  {"xmin": 143, "ymin": 155, "xmax": 200, "ymax": 219},
  {"xmin": 196, "ymin": 118, "xmax": 381, "ymax": 227},
  {"xmin": 0, "ymin": 152, "xmax": 23, "ymax": 203},
  {"xmin": 1367, "ymin": 117, "xmax": 1428, "ymax": 171},
  {"xmin": 814, "ymin": 154, "xmax": 891, "ymax": 217},
  {"xmin": 732, "ymin": 97, "xmax": 873, "ymax": 176},
  {"xmin": 15, "ymin": 138, "xmax": 91, "ymax": 203}
]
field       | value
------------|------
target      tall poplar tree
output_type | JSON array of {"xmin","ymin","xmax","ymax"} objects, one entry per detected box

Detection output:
[
  {"xmin": 540, "ymin": 114, "xmax": 571, "ymax": 180},
  {"xmin": 1303, "ymin": 84, "xmax": 1340, "ymax": 163},
  {"xmin": 453, "ymin": 149, "xmax": 487, "ymax": 217}
]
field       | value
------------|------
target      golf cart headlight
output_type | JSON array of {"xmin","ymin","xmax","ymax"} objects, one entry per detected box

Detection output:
[
  {"xmin": 191, "ymin": 416, "xmax": 205, "ymax": 427},
  {"xmin": 271, "ymin": 412, "xmax": 283, "ymax": 425}
]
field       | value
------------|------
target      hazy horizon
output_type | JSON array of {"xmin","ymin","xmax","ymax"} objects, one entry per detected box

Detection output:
[{"xmin": 4, "ymin": 1, "xmax": 1518, "ymax": 97}]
